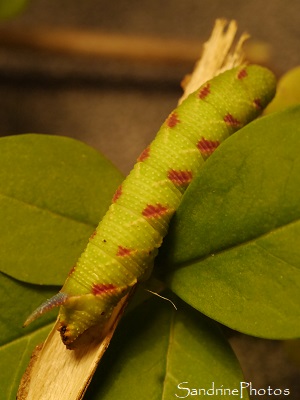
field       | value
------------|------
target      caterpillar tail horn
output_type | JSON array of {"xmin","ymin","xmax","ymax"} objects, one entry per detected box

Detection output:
[{"xmin": 23, "ymin": 292, "xmax": 68, "ymax": 327}]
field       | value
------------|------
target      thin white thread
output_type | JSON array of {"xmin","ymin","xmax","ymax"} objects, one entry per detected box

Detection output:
[{"xmin": 146, "ymin": 289, "xmax": 178, "ymax": 310}]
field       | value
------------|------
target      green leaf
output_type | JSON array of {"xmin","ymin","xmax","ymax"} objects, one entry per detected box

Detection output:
[
  {"xmin": 0, "ymin": 272, "xmax": 57, "ymax": 345},
  {"xmin": 0, "ymin": 0, "xmax": 30, "ymax": 19},
  {"xmin": 0, "ymin": 271, "xmax": 55, "ymax": 400},
  {"xmin": 86, "ymin": 294, "xmax": 249, "ymax": 400},
  {"xmin": 159, "ymin": 106, "xmax": 300, "ymax": 339},
  {"xmin": 264, "ymin": 66, "xmax": 300, "ymax": 114},
  {"xmin": 0, "ymin": 134, "xmax": 123, "ymax": 285}
]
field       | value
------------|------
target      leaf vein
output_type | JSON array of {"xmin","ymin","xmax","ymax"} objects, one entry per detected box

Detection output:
[{"xmin": 0, "ymin": 192, "xmax": 94, "ymax": 227}]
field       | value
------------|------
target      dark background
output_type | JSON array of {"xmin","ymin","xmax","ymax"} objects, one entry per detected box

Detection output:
[{"xmin": 0, "ymin": 0, "xmax": 299, "ymax": 398}]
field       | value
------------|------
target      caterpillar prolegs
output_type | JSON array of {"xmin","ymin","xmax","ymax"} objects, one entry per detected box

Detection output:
[{"xmin": 24, "ymin": 65, "xmax": 276, "ymax": 348}]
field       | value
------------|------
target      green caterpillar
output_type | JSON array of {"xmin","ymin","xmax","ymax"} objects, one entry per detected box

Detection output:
[{"xmin": 24, "ymin": 65, "xmax": 276, "ymax": 348}]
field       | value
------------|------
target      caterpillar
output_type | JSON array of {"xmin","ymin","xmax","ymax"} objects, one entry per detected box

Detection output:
[{"xmin": 24, "ymin": 65, "xmax": 276, "ymax": 348}]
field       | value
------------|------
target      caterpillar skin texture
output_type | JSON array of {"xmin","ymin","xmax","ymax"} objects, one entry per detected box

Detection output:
[{"xmin": 25, "ymin": 65, "xmax": 276, "ymax": 348}]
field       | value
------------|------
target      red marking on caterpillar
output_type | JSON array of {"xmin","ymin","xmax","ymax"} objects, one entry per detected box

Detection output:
[
  {"xmin": 198, "ymin": 83, "xmax": 211, "ymax": 99},
  {"xmin": 112, "ymin": 185, "xmax": 122, "ymax": 203},
  {"xmin": 253, "ymin": 98, "xmax": 263, "ymax": 110},
  {"xmin": 92, "ymin": 283, "xmax": 116, "ymax": 296},
  {"xmin": 197, "ymin": 137, "xmax": 220, "ymax": 154},
  {"xmin": 116, "ymin": 245, "xmax": 134, "ymax": 257},
  {"xmin": 142, "ymin": 204, "xmax": 169, "ymax": 218},
  {"xmin": 237, "ymin": 69, "xmax": 248, "ymax": 79},
  {"xmin": 166, "ymin": 112, "xmax": 180, "ymax": 128},
  {"xmin": 68, "ymin": 265, "xmax": 76, "ymax": 276},
  {"xmin": 223, "ymin": 113, "xmax": 241, "ymax": 127},
  {"xmin": 89, "ymin": 230, "xmax": 97, "ymax": 240},
  {"xmin": 167, "ymin": 169, "xmax": 193, "ymax": 185},
  {"xmin": 137, "ymin": 146, "xmax": 150, "ymax": 162}
]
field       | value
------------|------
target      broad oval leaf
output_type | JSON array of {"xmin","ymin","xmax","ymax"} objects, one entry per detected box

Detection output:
[
  {"xmin": 86, "ymin": 294, "xmax": 249, "ymax": 400},
  {"xmin": 264, "ymin": 66, "xmax": 300, "ymax": 114},
  {"xmin": 159, "ymin": 106, "xmax": 300, "ymax": 339},
  {"xmin": 0, "ymin": 272, "xmax": 57, "ymax": 346},
  {"xmin": 0, "ymin": 134, "xmax": 123, "ymax": 285}
]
